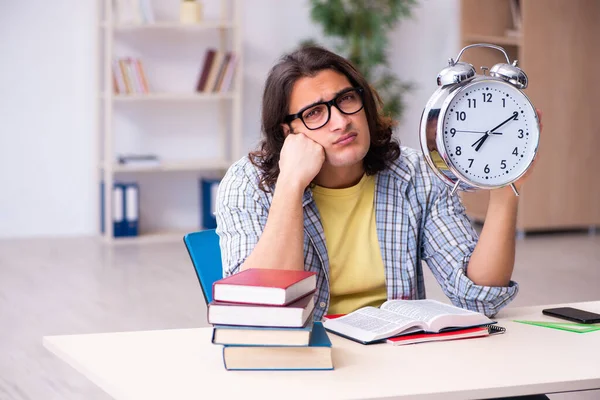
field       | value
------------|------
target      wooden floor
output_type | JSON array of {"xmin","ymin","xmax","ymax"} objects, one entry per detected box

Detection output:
[{"xmin": 0, "ymin": 232, "xmax": 598, "ymax": 399}]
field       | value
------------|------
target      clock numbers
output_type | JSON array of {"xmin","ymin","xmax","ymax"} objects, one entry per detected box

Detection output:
[{"xmin": 440, "ymin": 80, "xmax": 537, "ymax": 188}]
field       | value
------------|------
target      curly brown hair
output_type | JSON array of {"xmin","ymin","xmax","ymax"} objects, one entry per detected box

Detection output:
[{"xmin": 249, "ymin": 45, "xmax": 400, "ymax": 192}]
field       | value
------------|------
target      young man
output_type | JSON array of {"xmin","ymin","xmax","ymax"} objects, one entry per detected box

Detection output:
[{"xmin": 215, "ymin": 45, "xmax": 542, "ymax": 321}]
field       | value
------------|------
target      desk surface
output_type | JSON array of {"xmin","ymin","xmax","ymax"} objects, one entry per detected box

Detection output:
[{"xmin": 43, "ymin": 301, "xmax": 600, "ymax": 400}]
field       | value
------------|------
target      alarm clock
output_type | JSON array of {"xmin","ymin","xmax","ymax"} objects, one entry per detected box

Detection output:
[{"xmin": 419, "ymin": 43, "xmax": 540, "ymax": 196}]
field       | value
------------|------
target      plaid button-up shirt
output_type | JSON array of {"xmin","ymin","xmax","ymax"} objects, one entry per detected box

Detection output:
[{"xmin": 215, "ymin": 147, "xmax": 518, "ymax": 320}]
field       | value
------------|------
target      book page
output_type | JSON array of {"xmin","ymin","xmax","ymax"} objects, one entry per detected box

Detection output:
[
  {"xmin": 381, "ymin": 299, "xmax": 487, "ymax": 331},
  {"xmin": 323, "ymin": 307, "xmax": 423, "ymax": 343}
]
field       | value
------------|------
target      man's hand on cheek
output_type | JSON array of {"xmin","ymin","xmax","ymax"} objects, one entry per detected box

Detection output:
[{"xmin": 279, "ymin": 131, "xmax": 325, "ymax": 189}]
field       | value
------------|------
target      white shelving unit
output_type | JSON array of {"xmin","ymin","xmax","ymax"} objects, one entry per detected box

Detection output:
[{"xmin": 97, "ymin": 0, "xmax": 243, "ymax": 244}]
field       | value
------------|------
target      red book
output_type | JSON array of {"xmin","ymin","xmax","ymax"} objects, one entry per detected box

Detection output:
[
  {"xmin": 196, "ymin": 49, "xmax": 216, "ymax": 92},
  {"xmin": 212, "ymin": 268, "xmax": 317, "ymax": 306},
  {"xmin": 386, "ymin": 326, "xmax": 491, "ymax": 346}
]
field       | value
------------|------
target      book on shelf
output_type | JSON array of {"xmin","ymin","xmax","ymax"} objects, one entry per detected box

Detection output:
[
  {"xmin": 113, "ymin": 0, "xmax": 155, "ymax": 25},
  {"xmin": 212, "ymin": 52, "xmax": 231, "ymax": 92},
  {"xmin": 212, "ymin": 268, "xmax": 317, "ymax": 306},
  {"xmin": 322, "ymin": 299, "xmax": 495, "ymax": 344},
  {"xmin": 386, "ymin": 325, "xmax": 505, "ymax": 346},
  {"xmin": 117, "ymin": 154, "xmax": 160, "ymax": 167},
  {"xmin": 509, "ymin": 0, "xmax": 522, "ymax": 32},
  {"xmin": 203, "ymin": 50, "xmax": 224, "ymax": 93},
  {"xmin": 195, "ymin": 49, "xmax": 237, "ymax": 93},
  {"xmin": 212, "ymin": 316, "xmax": 314, "ymax": 346},
  {"xmin": 196, "ymin": 49, "xmax": 216, "ymax": 92},
  {"xmin": 222, "ymin": 322, "xmax": 333, "ymax": 371},
  {"xmin": 218, "ymin": 52, "xmax": 237, "ymax": 92},
  {"xmin": 208, "ymin": 292, "xmax": 315, "ymax": 327},
  {"xmin": 113, "ymin": 58, "xmax": 150, "ymax": 95}
]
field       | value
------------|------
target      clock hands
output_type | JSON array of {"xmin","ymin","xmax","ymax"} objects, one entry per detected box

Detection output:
[
  {"xmin": 455, "ymin": 129, "xmax": 503, "ymax": 135},
  {"xmin": 488, "ymin": 111, "xmax": 519, "ymax": 134},
  {"xmin": 471, "ymin": 111, "xmax": 518, "ymax": 152},
  {"xmin": 472, "ymin": 134, "xmax": 490, "ymax": 152}
]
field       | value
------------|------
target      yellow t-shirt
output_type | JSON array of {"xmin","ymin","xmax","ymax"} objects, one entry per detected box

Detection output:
[{"xmin": 312, "ymin": 174, "xmax": 387, "ymax": 315}]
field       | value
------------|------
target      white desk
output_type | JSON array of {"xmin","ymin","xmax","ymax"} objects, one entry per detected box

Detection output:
[{"xmin": 43, "ymin": 301, "xmax": 600, "ymax": 400}]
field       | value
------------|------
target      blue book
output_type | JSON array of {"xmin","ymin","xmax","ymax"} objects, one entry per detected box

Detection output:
[
  {"xmin": 212, "ymin": 318, "xmax": 314, "ymax": 346},
  {"xmin": 222, "ymin": 322, "xmax": 333, "ymax": 371}
]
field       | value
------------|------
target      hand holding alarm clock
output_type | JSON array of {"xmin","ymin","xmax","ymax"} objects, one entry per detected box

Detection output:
[{"xmin": 420, "ymin": 43, "xmax": 542, "ymax": 196}]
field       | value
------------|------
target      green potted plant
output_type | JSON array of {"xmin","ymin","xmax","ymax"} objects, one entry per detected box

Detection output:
[{"xmin": 305, "ymin": 0, "xmax": 417, "ymax": 119}]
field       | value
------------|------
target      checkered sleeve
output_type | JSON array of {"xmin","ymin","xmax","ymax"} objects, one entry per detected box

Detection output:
[
  {"xmin": 421, "ymin": 179, "xmax": 519, "ymax": 317},
  {"xmin": 214, "ymin": 160, "xmax": 269, "ymax": 278}
]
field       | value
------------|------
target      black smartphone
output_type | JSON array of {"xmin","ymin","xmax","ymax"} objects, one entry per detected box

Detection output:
[{"xmin": 542, "ymin": 307, "xmax": 600, "ymax": 324}]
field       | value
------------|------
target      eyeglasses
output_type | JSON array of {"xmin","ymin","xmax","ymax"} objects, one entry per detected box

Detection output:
[{"xmin": 284, "ymin": 87, "xmax": 364, "ymax": 130}]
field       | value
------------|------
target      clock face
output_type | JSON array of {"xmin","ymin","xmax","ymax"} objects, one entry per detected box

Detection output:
[{"xmin": 441, "ymin": 79, "xmax": 539, "ymax": 187}]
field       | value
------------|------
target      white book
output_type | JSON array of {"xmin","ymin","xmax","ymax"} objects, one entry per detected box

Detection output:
[
  {"xmin": 219, "ymin": 53, "xmax": 237, "ymax": 93},
  {"xmin": 323, "ymin": 299, "xmax": 494, "ymax": 344},
  {"xmin": 138, "ymin": 0, "xmax": 155, "ymax": 24}
]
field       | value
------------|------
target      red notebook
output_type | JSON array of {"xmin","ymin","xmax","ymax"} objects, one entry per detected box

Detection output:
[
  {"xmin": 386, "ymin": 326, "xmax": 491, "ymax": 346},
  {"xmin": 212, "ymin": 268, "xmax": 317, "ymax": 306}
]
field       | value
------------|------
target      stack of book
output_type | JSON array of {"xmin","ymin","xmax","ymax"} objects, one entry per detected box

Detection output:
[{"xmin": 208, "ymin": 268, "xmax": 333, "ymax": 371}]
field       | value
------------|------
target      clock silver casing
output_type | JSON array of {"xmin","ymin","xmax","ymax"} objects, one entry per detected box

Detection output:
[{"xmin": 419, "ymin": 43, "xmax": 540, "ymax": 195}]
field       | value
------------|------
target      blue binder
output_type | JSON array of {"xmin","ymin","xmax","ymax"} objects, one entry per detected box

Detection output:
[
  {"xmin": 200, "ymin": 178, "xmax": 221, "ymax": 229},
  {"xmin": 101, "ymin": 182, "xmax": 139, "ymax": 237},
  {"xmin": 123, "ymin": 182, "xmax": 139, "ymax": 237}
]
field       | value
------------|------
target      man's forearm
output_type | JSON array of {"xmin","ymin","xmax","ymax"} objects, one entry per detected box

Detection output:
[
  {"xmin": 466, "ymin": 188, "xmax": 518, "ymax": 286},
  {"xmin": 240, "ymin": 180, "xmax": 306, "ymax": 271}
]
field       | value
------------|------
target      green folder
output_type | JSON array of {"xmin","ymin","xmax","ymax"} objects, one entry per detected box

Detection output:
[{"xmin": 513, "ymin": 320, "xmax": 600, "ymax": 333}]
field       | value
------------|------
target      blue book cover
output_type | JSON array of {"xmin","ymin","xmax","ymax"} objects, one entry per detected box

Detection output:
[
  {"xmin": 212, "ymin": 318, "xmax": 314, "ymax": 346},
  {"xmin": 222, "ymin": 322, "xmax": 333, "ymax": 371}
]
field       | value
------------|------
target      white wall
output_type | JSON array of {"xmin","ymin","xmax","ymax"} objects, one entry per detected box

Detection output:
[
  {"xmin": 0, "ymin": 0, "xmax": 459, "ymax": 238},
  {"xmin": 390, "ymin": 1, "xmax": 460, "ymax": 149},
  {"xmin": 0, "ymin": 1, "xmax": 97, "ymax": 238}
]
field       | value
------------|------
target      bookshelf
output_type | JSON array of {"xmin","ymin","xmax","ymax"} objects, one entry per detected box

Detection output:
[
  {"xmin": 107, "ymin": 92, "xmax": 236, "ymax": 101},
  {"xmin": 459, "ymin": 0, "xmax": 600, "ymax": 235},
  {"xmin": 97, "ymin": 0, "xmax": 243, "ymax": 244}
]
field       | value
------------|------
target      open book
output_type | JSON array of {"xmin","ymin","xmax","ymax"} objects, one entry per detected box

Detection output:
[{"xmin": 322, "ymin": 299, "xmax": 494, "ymax": 344}]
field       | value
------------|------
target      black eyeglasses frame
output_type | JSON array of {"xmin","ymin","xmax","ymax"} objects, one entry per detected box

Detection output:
[{"xmin": 284, "ymin": 87, "xmax": 365, "ymax": 131}]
